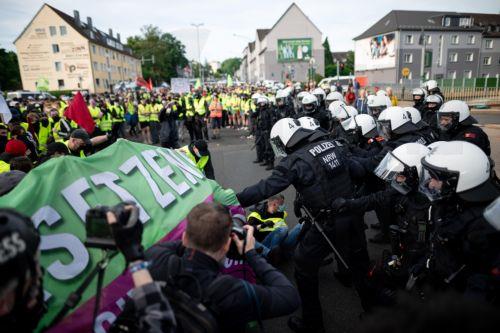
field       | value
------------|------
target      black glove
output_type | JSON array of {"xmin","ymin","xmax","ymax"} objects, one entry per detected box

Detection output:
[
  {"xmin": 110, "ymin": 204, "xmax": 145, "ymax": 263},
  {"xmin": 261, "ymin": 221, "xmax": 274, "ymax": 229},
  {"xmin": 331, "ymin": 197, "xmax": 348, "ymax": 213}
]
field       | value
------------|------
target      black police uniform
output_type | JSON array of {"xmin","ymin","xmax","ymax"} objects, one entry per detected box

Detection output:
[
  {"xmin": 421, "ymin": 107, "xmax": 439, "ymax": 130},
  {"xmin": 237, "ymin": 136, "xmax": 373, "ymax": 330},
  {"xmin": 276, "ymin": 103, "xmax": 295, "ymax": 119},
  {"xmin": 440, "ymin": 124, "xmax": 491, "ymax": 156},
  {"xmin": 295, "ymin": 109, "xmax": 330, "ymax": 131},
  {"xmin": 255, "ymin": 105, "xmax": 274, "ymax": 167}
]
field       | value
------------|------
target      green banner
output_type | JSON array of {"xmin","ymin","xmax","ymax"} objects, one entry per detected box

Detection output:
[
  {"xmin": 0, "ymin": 139, "xmax": 240, "ymax": 332},
  {"xmin": 277, "ymin": 38, "xmax": 313, "ymax": 62}
]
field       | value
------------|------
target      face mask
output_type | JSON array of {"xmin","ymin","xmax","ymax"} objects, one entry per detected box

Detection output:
[{"xmin": 278, "ymin": 204, "xmax": 286, "ymax": 212}]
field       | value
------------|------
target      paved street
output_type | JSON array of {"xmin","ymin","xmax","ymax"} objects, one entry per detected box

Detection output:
[{"xmin": 204, "ymin": 116, "xmax": 500, "ymax": 333}]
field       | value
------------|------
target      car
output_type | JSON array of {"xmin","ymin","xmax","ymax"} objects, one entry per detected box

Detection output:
[
  {"xmin": 6, "ymin": 90, "xmax": 56, "ymax": 100},
  {"xmin": 318, "ymin": 76, "xmax": 355, "ymax": 93}
]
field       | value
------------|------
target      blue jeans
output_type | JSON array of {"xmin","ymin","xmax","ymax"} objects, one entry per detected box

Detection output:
[{"xmin": 255, "ymin": 224, "xmax": 303, "ymax": 257}]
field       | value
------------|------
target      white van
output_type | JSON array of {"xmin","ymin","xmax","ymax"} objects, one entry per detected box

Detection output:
[
  {"xmin": 6, "ymin": 91, "xmax": 56, "ymax": 100},
  {"xmin": 318, "ymin": 76, "xmax": 355, "ymax": 92}
]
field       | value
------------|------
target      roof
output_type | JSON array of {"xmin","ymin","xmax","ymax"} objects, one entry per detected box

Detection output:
[
  {"xmin": 269, "ymin": 3, "xmax": 322, "ymax": 35},
  {"xmin": 16, "ymin": 3, "xmax": 139, "ymax": 59},
  {"xmin": 257, "ymin": 29, "xmax": 270, "ymax": 41},
  {"xmin": 353, "ymin": 10, "xmax": 498, "ymax": 40},
  {"xmin": 248, "ymin": 41, "xmax": 255, "ymax": 52}
]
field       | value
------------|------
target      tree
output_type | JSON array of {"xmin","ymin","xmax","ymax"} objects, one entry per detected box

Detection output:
[
  {"xmin": 323, "ymin": 37, "xmax": 334, "ymax": 68},
  {"xmin": 219, "ymin": 58, "xmax": 241, "ymax": 76},
  {"xmin": 127, "ymin": 25, "xmax": 188, "ymax": 83},
  {"xmin": 344, "ymin": 51, "xmax": 354, "ymax": 76},
  {"xmin": 0, "ymin": 48, "xmax": 22, "ymax": 91}
]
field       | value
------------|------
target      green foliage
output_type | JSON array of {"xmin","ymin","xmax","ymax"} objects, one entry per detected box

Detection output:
[
  {"xmin": 127, "ymin": 25, "xmax": 188, "ymax": 83},
  {"xmin": 0, "ymin": 48, "xmax": 22, "ymax": 91},
  {"xmin": 324, "ymin": 51, "xmax": 355, "ymax": 77},
  {"xmin": 314, "ymin": 73, "xmax": 324, "ymax": 83},
  {"xmin": 219, "ymin": 58, "xmax": 242, "ymax": 75},
  {"xmin": 323, "ymin": 38, "xmax": 333, "ymax": 67},
  {"xmin": 48, "ymin": 90, "xmax": 74, "ymax": 98}
]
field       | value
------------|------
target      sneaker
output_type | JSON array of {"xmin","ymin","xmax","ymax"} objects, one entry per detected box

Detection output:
[{"xmin": 288, "ymin": 316, "xmax": 325, "ymax": 333}]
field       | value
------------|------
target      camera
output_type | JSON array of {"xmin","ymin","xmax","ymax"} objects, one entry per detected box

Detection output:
[
  {"xmin": 85, "ymin": 202, "xmax": 139, "ymax": 249},
  {"xmin": 231, "ymin": 216, "xmax": 247, "ymax": 240}
]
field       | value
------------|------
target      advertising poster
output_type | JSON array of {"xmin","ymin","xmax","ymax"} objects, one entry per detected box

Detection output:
[
  {"xmin": 355, "ymin": 32, "xmax": 396, "ymax": 70},
  {"xmin": 277, "ymin": 38, "xmax": 312, "ymax": 62}
]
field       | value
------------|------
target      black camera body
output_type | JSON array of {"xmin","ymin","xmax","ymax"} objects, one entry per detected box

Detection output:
[
  {"xmin": 231, "ymin": 217, "xmax": 247, "ymax": 240},
  {"xmin": 85, "ymin": 202, "xmax": 139, "ymax": 249}
]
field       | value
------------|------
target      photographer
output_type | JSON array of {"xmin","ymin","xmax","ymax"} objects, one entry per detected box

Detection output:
[
  {"xmin": 145, "ymin": 202, "xmax": 300, "ymax": 332},
  {"xmin": 0, "ymin": 208, "xmax": 45, "ymax": 332},
  {"xmin": 106, "ymin": 205, "xmax": 177, "ymax": 333}
]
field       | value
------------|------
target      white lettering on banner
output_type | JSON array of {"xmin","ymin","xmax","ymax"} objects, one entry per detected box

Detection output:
[
  {"xmin": 61, "ymin": 178, "xmax": 92, "ymax": 222},
  {"xmin": 119, "ymin": 156, "xmax": 176, "ymax": 209},
  {"xmin": 94, "ymin": 311, "xmax": 115, "ymax": 333},
  {"xmin": 90, "ymin": 172, "xmax": 150, "ymax": 222},
  {"xmin": 308, "ymin": 142, "xmax": 334, "ymax": 157},
  {"xmin": 141, "ymin": 150, "xmax": 190, "ymax": 196},
  {"xmin": 157, "ymin": 148, "xmax": 204, "ymax": 184},
  {"xmin": 31, "ymin": 206, "xmax": 90, "ymax": 280}
]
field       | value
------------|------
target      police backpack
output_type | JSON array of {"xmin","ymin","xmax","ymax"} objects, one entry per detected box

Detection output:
[{"xmin": 110, "ymin": 255, "xmax": 232, "ymax": 333}]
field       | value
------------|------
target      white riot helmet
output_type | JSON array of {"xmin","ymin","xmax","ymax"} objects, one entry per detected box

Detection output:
[
  {"xmin": 403, "ymin": 106, "xmax": 426, "ymax": 129},
  {"xmin": 256, "ymin": 96, "xmax": 269, "ymax": 108},
  {"xmin": 437, "ymin": 100, "xmax": 476, "ymax": 132},
  {"xmin": 312, "ymin": 88, "xmax": 326, "ymax": 104},
  {"xmin": 251, "ymin": 93, "xmax": 261, "ymax": 104},
  {"xmin": 412, "ymin": 87, "xmax": 427, "ymax": 102},
  {"xmin": 419, "ymin": 141, "xmax": 499, "ymax": 202},
  {"xmin": 484, "ymin": 197, "xmax": 500, "ymax": 230},
  {"xmin": 275, "ymin": 89, "xmax": 290, "ymax": 107},
  {"xmin": 427, "ymin": 141, "xmax": 446, "ymax": 150},
  {"xmin": 301, "ymin": 93, "xmax": 318, "ymax": 114},
  {"xmin": 325, "ymin": 91, "xmax": 344, "ymax": 103},
  {"xmin": 270, "ymin": 118, "xmax": 311, "ymax": 157},
  {"xmin": 328, "ymin": 101, "xmax": 349, "ymax": 121},
  {"xmin": 375, "ymin": 142, "xmax": 431, "ymax": 194},
  {"xmin": 367, "ymin": 94, "xmax": 391, "ymax": 119},
  {"xmin": 423, "ymin": 94, "xmax": 443, "ymax": 111},
  {"xmin": 424, "ymin": 80, "xmax": 438, "ymax": 92},
  {"xmin": 376, "ymin": 106, "xmax": 417, "ymax": 140},
  {"xmin": 296, "ymin": 91, "xmax": 309, "ymax": 105},
  {"xmin": 341, "ymin": 114, "xmax": 378, "ymax": 139},
  {"xmin": 298, "ymin": 116, "xmax": 320, "ymax": 130}
]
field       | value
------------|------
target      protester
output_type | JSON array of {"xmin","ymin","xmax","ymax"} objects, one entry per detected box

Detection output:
[
  {"xmin": 208, "ymin": 93, "xmax": 223, "ymax": 139},
  {"xmin": 177, "ymin": 139, "xmax": 215, "ymax": 180}
]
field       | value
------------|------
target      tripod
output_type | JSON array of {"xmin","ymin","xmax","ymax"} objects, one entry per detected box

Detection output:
[{"xmin": 46, "ymin": 249, "xmax": 118, "ymax": 331}]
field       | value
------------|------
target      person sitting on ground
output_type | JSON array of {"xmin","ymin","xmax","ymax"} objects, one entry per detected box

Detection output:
[
  {"xmin": 9, "ymin": 156, "xmax": 33, "ymax": 173},
  {"xmin": 248, "ymin": 194, "xmax": 303, "ymax": 262}
]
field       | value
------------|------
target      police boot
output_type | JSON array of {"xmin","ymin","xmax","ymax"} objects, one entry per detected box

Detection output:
[
  {"xmin": 253, "ymin": 159, "xmax": 263, "ymax": 163},
  {"xmin": 265, "ymin": 161, "xmax": 274, "ymax": 170},
  {"xmin": 288, "ymin": 316, "xmax": 325, "ymax": 333},
  {"xmin": 369, "ymin": 231, "xmax": 390, "ymax": 244},
  {"xmin": 259, "ymin": 161, "xmax": 268, "ymax": 166}
]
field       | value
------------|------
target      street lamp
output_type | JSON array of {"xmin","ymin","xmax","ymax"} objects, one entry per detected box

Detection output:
[
  {"xmin": 309, "ymin": 57, "xmax": 316, "ymax": 87},
  {"xmin": 191, "ymin": 23, "xmax": 204, "ymax": 84}
]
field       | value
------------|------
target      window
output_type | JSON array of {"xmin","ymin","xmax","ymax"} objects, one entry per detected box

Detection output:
[
  {"xmin": 459, "ymin": 17, "xmax": 472, "ymax": 27},
  {"xmin": 92, "ymin": 45, "xmax": 96, "ymax": 54},
  {"xmin": 451, "ymin": 35, "xmax": 459, "ymax": 45},
  {"xmin": 58, "ymin": 79, "xmax": 65, "ymax": 89},
  {"xmin": 449, "ymin": 52, "xmax": 458, "ymax": 62},
  {"xmin": 465, "ymin": 53, "xmax": 474, "ymax": 62},
  {"xmin": 485, "ymin": 39, "xmax": 493, "ymax": 49},
  {"xmin": 93, "ymin": 61, "xmax": 98, "ymax": 70},
  {"xmin": 467, "ymin": 35, "xmax": 475, "ymax": 44},
  {"xmin": 54, "ymin": 62, "xmax": 61, "ymax": 71},
  {"xmin": 49, "ymin": 26, "xmax": 56, "ymax": 36},
  {"xmin": 424, "ymin": 35, "xmax": 432, "ymax": 44},
  {"xmin": 447, "ymin": 70, "xmax": 456, "ymax": 79},
  {"xmin": 405, "ymin": 35, "xmax": 413, "ymax": 44},
  {"xmin": 483, "ymin": 56, "xmax": 492, "ymax": 65},
  {"xmin": 464, "ymin": 70, "xmax": 472, "ymax": 79},
  {"xmin": 59, "ymin": 26, "xmax": 67, "ymax": 36},
  {"xmin": 52, "ymin": 44, "xmax": 60, "ymax": 53},
  {"xmin": 424, "ymin": 71, "xmax": 430, "ymax": 80},
  {"xmin": 444, "ymin": 17, "xmax": 451, "ymax": 26},
  {"xmin": 404, "ymin": 53, "xmax": 413, "ymax": 63},
  {"xmin": 96, "ymin": 78, "xmax": 100, "ymax": 86}
]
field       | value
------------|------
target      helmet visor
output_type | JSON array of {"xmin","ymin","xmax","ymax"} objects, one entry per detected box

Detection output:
[
  {"xmin": 270, "ymin": 136, "xmax": 287, "ymax": 158},
  {"xmin": 374, "ymin": 151, "xmax": 405, "ymax": 182},
  {"xmin": 484, "ymin": 197, "xmax": 500, "ymax": 230},
  {"xmin": 303, "ymin": 103, "xmax": 316, "ymax": 113},
  {"xmin": 418, "ymin": 161, "xmax": 459, "ymax": 201},
  {"xmin": 377, "ymin": 120, "xmax": 392, "ymax": 140}
]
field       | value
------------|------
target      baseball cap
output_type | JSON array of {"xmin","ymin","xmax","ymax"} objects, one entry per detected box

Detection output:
[
  {"xmin": 5, "ymin": 139, "xmax": 27, "ymax": 157},
  {"xmin": 70, "ymin": 129, "xmax": 91, "ymax": 145}
]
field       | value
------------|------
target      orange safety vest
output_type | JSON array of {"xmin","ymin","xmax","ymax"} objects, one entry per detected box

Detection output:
[{"xmin": 209, "ymin": 100, "xmax": 223, "ymax": 118}]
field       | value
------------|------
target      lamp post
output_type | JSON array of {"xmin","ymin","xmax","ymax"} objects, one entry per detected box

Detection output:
[
  {"xmin": 191, "ymin": 23, "xmax": 204, "ymax": 84},
  {"xmin": 309, "ymin": 57, "xmax": 316, "ymax": 87}
]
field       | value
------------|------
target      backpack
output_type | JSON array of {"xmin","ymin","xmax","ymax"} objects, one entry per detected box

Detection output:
[{"xmin": 110, "ymin": 255, "xmax": 233, "ymax": 333}]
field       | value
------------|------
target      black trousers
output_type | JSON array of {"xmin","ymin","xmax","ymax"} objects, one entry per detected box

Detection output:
[{"xmin": 293, "ymin": 213, "xmax": 373, "ymax": 327}]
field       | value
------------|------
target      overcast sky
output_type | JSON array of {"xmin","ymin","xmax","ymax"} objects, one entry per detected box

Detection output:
[{"xmin": 1, "ymin": 0, "xmax": 498, "ymax": 62}]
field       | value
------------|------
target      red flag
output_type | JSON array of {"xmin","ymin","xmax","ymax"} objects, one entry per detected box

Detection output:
[
  {"xmin": 148, "ymin": 78, "xmax": 153, "ymax": 91},
  {"xmin": 64, "ymin": 92, "xmax": 95, "ymax": 134},
  {"xmin": 136, "ymin": 77, "xmax": 152, "ymax": 91}
]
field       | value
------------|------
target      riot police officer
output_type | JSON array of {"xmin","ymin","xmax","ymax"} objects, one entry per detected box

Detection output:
[
  {"xmin": 253, "ymin": 96, "xmax": 275, "ymax": 170},
  {"xmin": 296, "ymin": 93, "xmax": 330, "ymax": 130},
  {"xmin": 437, "ymin": 100, "xmax": 491, "ymax": 156},
  {"xmin": 237, "ymin": 118, "xmax": 373, "ymax": 333},
  {"xmin": 421, "ymin": 94, "xmax": 443, "ymax": 130},
  {"xmin": 328, "ymin": 101, "xmax": 358, "ymax": 139},
  {"xmin": 412, "ymin": 87, "xmax": 427, "ymax": 112},
  {"xmin": 275, "ymin": 89, "xmax": 295, "ymax": 119},
  {"xmin": 403, "ymin": 106, "xmax": 437, "ymax": 144},
  {"xmin": 416, "ymin": 141, "xmax": 500, "ymax": 301}
]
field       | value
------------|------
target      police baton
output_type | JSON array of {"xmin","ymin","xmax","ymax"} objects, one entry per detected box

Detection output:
[{"xmin": 301, "ymin": 205, "xmax": 350, "ymax": 270}]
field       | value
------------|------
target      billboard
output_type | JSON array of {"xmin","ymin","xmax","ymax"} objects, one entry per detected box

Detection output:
[
  {"xmin": 355, "ymin": 32, "xmax": 396, "ymax": 71},
  {"xmin": 277, "ymin": 38, "xmax": 312, "ymax": 62}
]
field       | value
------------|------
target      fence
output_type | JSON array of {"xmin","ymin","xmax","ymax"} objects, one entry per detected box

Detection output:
[{"xmin": 367, "ymin": 77, "xmax": 500, "ymax": 105}]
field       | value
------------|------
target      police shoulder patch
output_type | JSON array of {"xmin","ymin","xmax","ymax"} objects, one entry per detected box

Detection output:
[{"xmin": 464, "ymin": 132, "xmax": 476, "ymax": 139}]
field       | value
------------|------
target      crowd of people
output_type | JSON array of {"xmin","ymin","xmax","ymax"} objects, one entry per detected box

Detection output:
[{"xmin": 0, "ymin": 78, "xmax": 499, "ymax": 333}]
